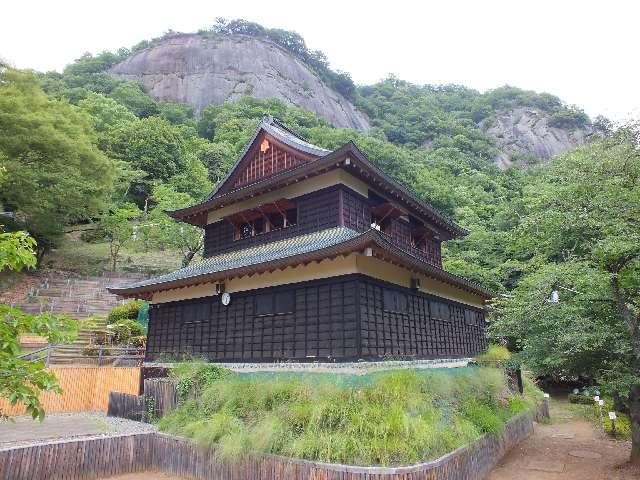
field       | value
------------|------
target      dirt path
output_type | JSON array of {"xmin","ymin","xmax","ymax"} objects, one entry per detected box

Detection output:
[{"xmin": 488, "ymin": 399, "xmax": 638, "ymax": 480}]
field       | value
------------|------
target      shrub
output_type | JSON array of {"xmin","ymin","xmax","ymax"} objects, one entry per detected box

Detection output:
[
  {"xmin": 170, "ymin": 361, "xmax": 232, "ymax": 401},
  {"xmin": 107, "ymin": 300, "xmax": 143, "ymax": 324},
  {"xmin": 82, "ymin": 345, "xmax": 100, "ymax": 356},
  {"xmin": 568, "ymin": 393, "xmax": 596, "ymax": 405},
  {"xmin": 108, "ymin": 319, "xmax": 145, "ymax": 344},
  {"xmin": 603, "ymin": 412, "xmax": 632, "ymax": 440},
  {"xmin": 476, "ymin": 344, "xmax": 511, "ymax": 367}
]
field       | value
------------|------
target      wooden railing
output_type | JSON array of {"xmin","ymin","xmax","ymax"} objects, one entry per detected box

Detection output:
[
  {"xmin": 381, "ymin": 231, "xmax": 442, "ymax": 268},
  {"xmin": 17, "ymin": 345, "xmax": 144, "ymax": 367}
]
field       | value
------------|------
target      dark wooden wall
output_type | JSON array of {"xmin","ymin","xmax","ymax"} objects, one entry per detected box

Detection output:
[
  {"xmin": 203, "ymin": 185, "xmax": 443, "ymax": 268},
  {"xmin": 358, "ymin": 277, "xmax": 486, "ymax": 359},
  {"xmin": 146, "ymin": 276, "xmax": 359, "ymax": 362},
  {"xmin": 146, "ymin": 274, "xmax": 486, "ymax": 363},
  {"xmin": 203, "ymin": 186, "xmax": 343, "ymax": 258}
]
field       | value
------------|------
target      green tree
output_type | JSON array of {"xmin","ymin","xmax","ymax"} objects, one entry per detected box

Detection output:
[
  {"xmin": 0, "ymin": 66, "xmax": 115, "ymax": 257},
  {"xmin": 168, "ymin": 154, "xmax": 212, "ymax": 201},
  {"xmin": 492, "ymin": 131, "xmax": 640, "ymax": 463},
  {"xmin": 108, "ymin": 81, "xmax": 159, "ymax": 117},
  {"xmin": 144, "ymin": 185, "xmax": 204, "ymax": 267},
  {"xmin": 1, "ymin": 230, "xmax": 77, "ymax": 419},
  {"xmin": 78, "ymin": 92, "xmax": 137, "ymax": 137},
  {"xmin": 99, "ymin": 203, "xmax": 141, "ymax": 271},
  {"xmin": 0, "ymin": 230, "xmax": 36, "ymax": 271},
  {"xmin": 103, "ymin": 116, "xmax": 187, "ymax": 200}
]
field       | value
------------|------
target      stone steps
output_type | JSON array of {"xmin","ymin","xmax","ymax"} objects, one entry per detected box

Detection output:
[{"xmin": 7, "ymin": 271, "xmax": 149, "ymax": 366}]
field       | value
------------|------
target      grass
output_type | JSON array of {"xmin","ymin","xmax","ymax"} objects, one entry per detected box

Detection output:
[
  {"xmin": 41, "ymin": 230, "xmax": 190, "ymax": 276},
  {"xmin": 158, "ymin": 363, "xmax": 543, "ymax": 466},
  {"xmin": 562, "ymin": 396, "xmax": 632, "ymax": 441}
]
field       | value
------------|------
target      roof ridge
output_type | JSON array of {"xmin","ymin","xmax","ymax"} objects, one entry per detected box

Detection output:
[{"xmin": 263, "ymin": 115, "xmax": 306, "ymax": 140}]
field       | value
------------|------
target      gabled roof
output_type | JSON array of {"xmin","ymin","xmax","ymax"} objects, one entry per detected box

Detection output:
[
  {"xmin": 205, "ymin": 116, "xmax": 329, "ymax": 200},
  {"xmin": 108, "ymin": 226, "xmax": 492, "ymax": 299},
  {"xmin": 170, "ymin": 140, "xmax": 467, "ymax": 238}
]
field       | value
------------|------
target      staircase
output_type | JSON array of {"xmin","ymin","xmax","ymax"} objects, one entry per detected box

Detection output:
[
  {"xmin": 6, "ymin": 271, "xmax": 149, "ymax": 366},
  {"xmin": 9, "ymin": 271, "xmax": 148, "ymax": 318}
]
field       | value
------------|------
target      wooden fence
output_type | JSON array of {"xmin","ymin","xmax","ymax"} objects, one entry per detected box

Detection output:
[
  {"xmin": 108, "ymin": 378, "xmax": 179, "ymax": 421},
  {"xmin": 0, "ymin": 405, "xmax": 547, "ymax": 480},
  {"xmin": 0, "ymin": 367, "xmax": 140, "ymax": 415}
]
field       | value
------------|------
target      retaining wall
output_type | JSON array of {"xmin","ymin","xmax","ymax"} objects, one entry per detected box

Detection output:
[{"xmin": 0, "ymin": 403, "xmax": 547, "ymax": 480}]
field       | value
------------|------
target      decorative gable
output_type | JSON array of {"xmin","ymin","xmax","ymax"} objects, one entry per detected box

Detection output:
[{"xmin": 231, "ymin": 133, "xmax": 315, "ymax": 190}]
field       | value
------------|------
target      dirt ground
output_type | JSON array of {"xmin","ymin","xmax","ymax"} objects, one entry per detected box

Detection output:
[
  {"xmin": 102, "ymin": 400, "xmax": 639, "ymax": 480},
  {"xmin": 487, "ymin": 400, "xmax": 638, "ymax": 480}
]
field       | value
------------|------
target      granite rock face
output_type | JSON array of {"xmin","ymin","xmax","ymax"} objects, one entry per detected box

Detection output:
[
  {"xmin": 484, "ymin": 107, "xmax": 594, "ymax": 168},
  {"xmin": 110, "ymin": 34, "xmax": 370, "ymax": 130}
]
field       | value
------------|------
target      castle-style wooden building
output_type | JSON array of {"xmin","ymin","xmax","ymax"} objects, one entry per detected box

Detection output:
[{"xmin": 110, "ymin": 117, "xmax": 492, "ymax": 362}]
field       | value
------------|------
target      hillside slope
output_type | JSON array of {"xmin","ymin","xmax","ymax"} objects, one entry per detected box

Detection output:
[{"xmin": 110, "ymin": 33, "xmax": 370, "ymax": 130}]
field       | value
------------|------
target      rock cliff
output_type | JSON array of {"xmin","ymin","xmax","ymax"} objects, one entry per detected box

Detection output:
[
  {"xmin": 484, "ymin": 107, "xmax": 594, "ymax": 168},
  {"xmin": 110, "ymin": 34, "xmax": 369, "ymax": 130}
]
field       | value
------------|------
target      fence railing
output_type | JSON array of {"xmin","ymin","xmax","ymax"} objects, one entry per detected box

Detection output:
[{"xmin": 16, "ymin": 344, "xmax": 144, "ymax": 367}]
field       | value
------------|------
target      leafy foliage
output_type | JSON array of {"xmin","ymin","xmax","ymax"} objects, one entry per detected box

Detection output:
[
  {"xmin": 0, "ymin": 66, "xmax": 115, "ymax": 253},
  {"xmin": 0, "ymin": 231, "xmax": 78, "ymax": 419},
  {"xmin": 99, "ymin": 203, "xmax": 141, "ymax": 271},
  {"xmin": 107, "ymin": 300, "xmax": 144, "ymax": 324},
  {"xmin": 0, "ymin": 231, "xmax": 37, "ymax": 271},
  {"xmin": 108, "ymin": 319, "xmax": 145, "ymax": 344}
]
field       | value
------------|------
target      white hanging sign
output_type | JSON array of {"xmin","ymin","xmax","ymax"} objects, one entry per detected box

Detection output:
[{"xmin": 608, "ymin": 411, "xmax": 617, "ymax": 420}]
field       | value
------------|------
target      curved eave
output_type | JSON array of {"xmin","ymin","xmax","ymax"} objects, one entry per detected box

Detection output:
[
  {"xmin": 107, "ymin": 230, "xmax": 492, "ymax": 300},
  {"xmin": 168, "ymin": 142, "xmax": 467, "ymax": 237}
]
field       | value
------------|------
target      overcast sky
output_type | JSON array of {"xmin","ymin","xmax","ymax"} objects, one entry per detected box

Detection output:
[{"xmin": 2, "ymin": 0, "xmax": 638, "ymax": 122}]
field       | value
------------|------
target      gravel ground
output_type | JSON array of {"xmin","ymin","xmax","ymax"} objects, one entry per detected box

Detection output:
[
  {"xmin": 144, "ymin": 358, "xmax": 473, "ymax": 374},
  {"xmin": 0, "ymin": 412, "xmax": 156, "ymax": 449}
]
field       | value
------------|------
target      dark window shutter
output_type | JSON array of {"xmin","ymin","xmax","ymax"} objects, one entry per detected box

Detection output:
[{"xmin": 255, "ymin": 293, "xmax": 274, "ymax": 315}]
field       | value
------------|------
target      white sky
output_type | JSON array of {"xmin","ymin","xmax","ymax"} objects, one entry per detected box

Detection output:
[{"xmin": 2, "ymin": 0, "xmax": 638, "ymax": 122}]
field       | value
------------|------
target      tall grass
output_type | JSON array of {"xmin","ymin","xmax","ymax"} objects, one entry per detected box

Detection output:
[{"xmin": 158, "ymin": 365, "xmax": 542, "ymax": 466}]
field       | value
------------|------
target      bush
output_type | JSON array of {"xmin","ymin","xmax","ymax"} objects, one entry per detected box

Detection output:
[
  {"xmin": 108, "ymin": 319, "xmax": 145, "ymax": 344},
  {"xmin": 107, "ymin": 300, "xmax": 143, "ymax": 324},
  {"xmin": 568, "ymin": 393, "xmax": 596, "ymax": 405},
  {"xmin": 603, "ymin": 412, "xmax": 632, "ymax": 440},
  {"xmin": 476, "ymin": 344, "xmax": 511, "ymax": 367},
  {"xmin": 170, "ymin": 362, "xmax": 232, "ymax": 401}
]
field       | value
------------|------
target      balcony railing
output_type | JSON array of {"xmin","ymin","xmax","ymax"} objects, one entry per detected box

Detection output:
[{"xmin": 380, "ymin": 231, "xmax": 442, "ymax": 268}]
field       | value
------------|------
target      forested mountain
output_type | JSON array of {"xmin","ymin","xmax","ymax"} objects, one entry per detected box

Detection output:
[{"xmin": 97, "ymin": 19, "xmax": 595, "ymax": 168}]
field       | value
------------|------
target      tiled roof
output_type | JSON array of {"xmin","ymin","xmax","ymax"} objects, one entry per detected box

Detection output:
[
  {"xmin": 263, "ymin": 119, "xmax": 330, "ymax": 157},
  {"xmin": 108, "ymin": 226, "xmax": 493, "ymax": 299},
  {"xmin": 112, "ymin": 227, "xmax": 361, "ymax": 292}
]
